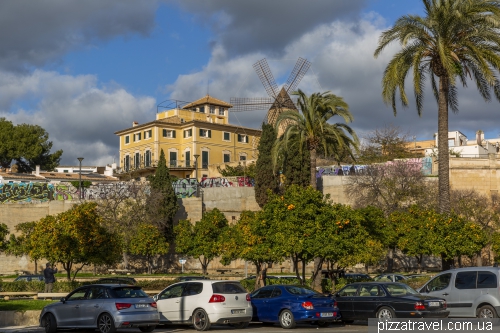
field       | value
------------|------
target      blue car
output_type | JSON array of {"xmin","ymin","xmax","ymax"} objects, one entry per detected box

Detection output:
[{"xmin": 250, "ymin": 285, "xmax": 341, "ymax": 328}]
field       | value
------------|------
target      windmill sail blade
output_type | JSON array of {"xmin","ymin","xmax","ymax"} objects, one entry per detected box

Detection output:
[
  {"xmin": 253, "ymin": 58, "xmax": 279, "ymax": 99},
  {"xmin": 284, "ymin": 57, "xmax": 311, "ymax": 94},
  {"xmin": 229, "ymin": 97, "xmax": 274, "ymax": 112}
]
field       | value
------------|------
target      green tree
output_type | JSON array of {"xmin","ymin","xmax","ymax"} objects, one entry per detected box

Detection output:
[
  {"xmin": 6, "ymin": 222, "xmax": 39, "ymax": 272},
  {"xmin": 29, "ymin": 202, "xmax": 122, "ymax": 280},
  {"xmin": 174, "ymin": 208, "xmax": 229, "ymax": 274},
  {"xmin": 129, "ymin": 224, "xmax": 169, "ymax": 274},
  {"xmin": 217, "ymin": 162, "xmax": 256, "ymax": 178},
  {"xmin": 254, "ymin": 123, "xmax": 280, "ymax": 207},
  {"xmin": 281, "ymin": 136, "xmax": 310, "ymax": 188},
  {"xmin": 0, "ymin": 223, "xmax": 9, "ymax": 252},
  {"xmin": 148, "ymin": 149, "xmax": 179, "ymax": 238},
  {"xmin": 374, "ymin": 0, "xmax": 500, "ymax": 213},
  {"xmin": 273, "ymin": 89, "xmax": 359, "ymax": 189}
]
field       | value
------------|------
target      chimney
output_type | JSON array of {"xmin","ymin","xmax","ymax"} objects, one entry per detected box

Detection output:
[
  {"xmin": 132, "ymin": 121, "xmax": 139, "ymax": 127},
  {"xmin": 36, "ymin": 165, "xmax": 40, "ymax": 176}
]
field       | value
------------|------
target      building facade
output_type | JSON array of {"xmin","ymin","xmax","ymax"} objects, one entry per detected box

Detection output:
[{"xmin": 114, "ymin": 95, "xmax": 261, "ymax": 180}]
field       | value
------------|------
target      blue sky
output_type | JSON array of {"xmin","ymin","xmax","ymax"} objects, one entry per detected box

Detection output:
[{"xmin": 0, "ymin": 0, "xmax": 497, "ymax": 166}]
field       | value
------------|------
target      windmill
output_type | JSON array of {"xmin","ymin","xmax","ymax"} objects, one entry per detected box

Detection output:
[{"xmin": 230, "ymin": 57, "xmax": 311, "ymax": 127}]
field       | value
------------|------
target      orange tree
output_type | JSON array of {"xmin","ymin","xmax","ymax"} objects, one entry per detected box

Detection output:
[
  {"xmin": 29, "ymin": 202, "xmax": 122, "ymax": 280},
  {"xmin": 174, "ymin": 208, "xmax": 229, "ymax": 274},
  {"xmin": 129, "ymin": 224, "xmax": 169, "ymax": 274}
]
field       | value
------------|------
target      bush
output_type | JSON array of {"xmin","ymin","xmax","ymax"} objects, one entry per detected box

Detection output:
[{"xmin": 136, "ymin": 279, "xmax": 176, "ymax": 290}]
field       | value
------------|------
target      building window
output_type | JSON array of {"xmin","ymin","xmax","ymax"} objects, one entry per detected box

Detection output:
[
  {"xmin": 237, "ymin": 134, "xmax": 248, "ymax": 143},
  {"xmin": 125, "ymin": 135, "xmax": 130, "ymax": 144},
  {"xmin": 210, "ymin": 106, "xmax": 216, "ymax": 114},
  {"xmin": 163, "ymin": 129, "xmax": 176, "ymax": 138},
  {"xmin": 144, "ymin": 150, "xmax": 151, "ymax": 167},
  {"xmin": 199, "ymin": 106, "xmax": 205, "ymax": 113},
  {"xmin": 124, "ymin": 155, "xmax": 130, "ymax": 172},
  {"xmin": 202, "ymin": 151, "xmax": 209, "ymax": 168},
  {"xmin": 240, "ymin": 155, "xmax": 247, "ymax": 161},
  {"xmin": 184, "ymin": 129, "xmax": 192, "ymax": 138},
  {"xmin": 144, "ymin": 129, "xmax": 152, "ymax": 139},
  {"xmin": 223, "ymin": 132, "xmax": 230, "ymax": 141},
  {"xmin": 223, "ymin": 153, "xmax": 230, "ymax": 163},
  {"xmin": 199, "ymin": 129, "xmax": 211, "ymax": 138},
  {"xmin": 134, "ymin": 152, "xmax": 141, "ymax": 169},
  {"xmin": 219, "ymin": 107, "xmax": 225, "ymax": 116},
  {"xmin": 169, "ymin": 151, "xmax": 177, "ymax": 168},
  {"xmin": 134, "ymin": 133, "xmax": 141, "ymax": 142},
  {"xmin": 186, "ymin": 151, "xmax": 191, "ymax": 167}
]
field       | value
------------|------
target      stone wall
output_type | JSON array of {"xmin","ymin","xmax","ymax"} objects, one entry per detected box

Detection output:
[{"xmin": 450, "ymin": 154, "xmax": 500, "ymax": 197}]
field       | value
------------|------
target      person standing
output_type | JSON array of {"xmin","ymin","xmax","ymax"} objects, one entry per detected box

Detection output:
[{"xmin": 43, "ymin": 263, "xmax": 57, "ymax": 293}]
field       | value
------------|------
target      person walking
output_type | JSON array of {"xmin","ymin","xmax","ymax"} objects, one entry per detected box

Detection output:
[{"xmin": 43, "ymin": 263, "xmax": 57, "ymax": 293}]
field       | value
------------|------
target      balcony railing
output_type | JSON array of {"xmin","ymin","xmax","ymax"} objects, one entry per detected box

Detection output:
[{"xmin": 116, "ymin": 160, "xmax": 197, "ymax": 173}]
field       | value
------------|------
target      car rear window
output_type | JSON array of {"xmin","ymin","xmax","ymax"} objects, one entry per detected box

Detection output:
[
  {"xmin": 212, "ymin": 282, "xmax": 247, "ymax": 294},
  {"xmin": 284, "ymin": 286, "xmax": 317, "ymax": 296},
  {"xmin": 111, "ymin": 286, "xmax": 149, "ymax": 298}
]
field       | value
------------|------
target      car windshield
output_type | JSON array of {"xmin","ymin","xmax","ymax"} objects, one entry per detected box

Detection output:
[
  {"xmin": 111, "ymin": 286, "xmax": 149, "ymax": 298},
  {"xmin": 284, "ymin": 286, "xmax": 318, "ymax": 296},
  {"xmin": 385, "ymin": 283, "xmax": 419, "ymax": 296}
]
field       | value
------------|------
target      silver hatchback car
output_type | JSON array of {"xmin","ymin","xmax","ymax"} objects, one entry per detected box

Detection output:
[{"xmin": 39, "ymin": 284, "xmax": 159, "ymax": 333}]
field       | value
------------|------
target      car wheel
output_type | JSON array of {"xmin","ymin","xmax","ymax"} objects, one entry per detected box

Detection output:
[
  {"xmin": 230, "ymin": 322, "xmax": 249, "ymax": 329},
  {"xmin": 478, "ymin": 305, "xmax": 497, "ymax": 318},
  {"xmin": 318, "ymin": 321, "xmax": 330, "ymax": 327},
  {"xmin": 376, "ymin": 307, "xmax": 395, "ymax": 320},
  {"xmin": 98, "ymin": 313, "xmax": 117, "ymax": 333},
  {"xmin": 192, "ymin": 308, "xmax": 211, "ymax": 331},
  {"xmin": 43, "ymin": 313, "xmax": 57, "ymax": 333},
  {"xmin": 279, "ymin": 309, "xmax": 296, "ymax": 329},
  {"xmin": 139, "ymin": 326, "xmax": 157, "ymax": 332}
]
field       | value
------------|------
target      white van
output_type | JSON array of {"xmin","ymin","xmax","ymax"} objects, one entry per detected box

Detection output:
[{"xmin": 418, "ymin": 267, "xmax": 500, "ymax": 318}]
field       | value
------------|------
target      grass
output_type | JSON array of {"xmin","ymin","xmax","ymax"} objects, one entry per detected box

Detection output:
[{"xmin": 0, "ymin": 299, "xmax": 57, "ymax": 311}]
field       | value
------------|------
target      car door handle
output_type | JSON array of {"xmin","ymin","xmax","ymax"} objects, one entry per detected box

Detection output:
[
  {"xmin": 94, "ymin": 305, "xmax": 100, "ymax": 308},
  {"xmin": 175, "ymin": 301, "xmax": 180, "ymax": 303},
  {"xmin": 74, "ymin": 305, "xmax": 80, "ymax": 308},
  {"xmin": 442, "ymin": 293, "xmax": 449, "ymax": 296}
]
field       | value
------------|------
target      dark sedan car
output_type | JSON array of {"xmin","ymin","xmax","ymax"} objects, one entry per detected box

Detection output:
[
  {"xmin": 335, "ymin": 282, "xmax": 448, "ymax": 321},
  {"xmin": 250, "ymin": 285, "xmax": 341, "ymax": 329}
]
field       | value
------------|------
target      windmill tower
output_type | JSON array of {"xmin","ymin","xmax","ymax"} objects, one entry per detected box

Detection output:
[{"xmin": 230, "ymin": 57, "xmax": 311, "ymax": 135}]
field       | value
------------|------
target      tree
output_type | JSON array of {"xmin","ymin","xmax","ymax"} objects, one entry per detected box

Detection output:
[
  {"xmin": 129, "ymin": 224, "xmax": 169, "ymax": 274},
  {"xmin": 174, "ymin": 208, "xmax": 229, "ymax": 274},
  {"xmin": 254, "ymin": 123, "xmax": 280, "ymax": 207},
  {"xmin": 0, "ymin": 118, "xmax": 62, "ymax": 172},
  {"xmin": 148, "ymin": 149, "xmax": 179, "ymax": 238},
  {"xmin": 217, "ymin": 162, "xmax": 256, "ymax": 178},
  {"xmin": 0, "ymin": 223, "xmax": 9, "ymax": 252},
  {"xmin": 281, "ymin": 136, "xmax": 310, "ymax": 188},
  {"xmin": 6, "ymin": 222, "xmax": 38, "ymax": 272},
  {"xmin": 357, "ymin": 124, "xmax": 416, "ymax": 164},
  {"xmin": 29, "ymin": 202, "xmax": 122, "ymax": 280},
  {"xmin": 374, "ymin": 0, "xmax": 500, "ymax": 213},
  {"xmin": 273, "ymin": 89, "xmax": 359, "ymax": 190}
]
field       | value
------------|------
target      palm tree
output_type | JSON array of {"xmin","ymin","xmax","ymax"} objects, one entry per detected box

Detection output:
[
  {"xmin": 374, "ymin": 0, "xmax": 500, "ymax": 213},
  {"xmin": 273, "ymin": 89, "xmax": 359, "ymax": 190}
]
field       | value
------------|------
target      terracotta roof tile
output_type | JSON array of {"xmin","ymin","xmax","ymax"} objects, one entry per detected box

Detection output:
[{"xmin": 183, "ymin": 95, "xmax": 232, "ymax": 109}]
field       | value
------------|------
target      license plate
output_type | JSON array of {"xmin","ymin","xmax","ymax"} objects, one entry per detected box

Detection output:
[
  {"xmin": 135, "ymin": 304, "xmax": 149, "ymax": 308},
  {"xmin": 429, "ymin": 302, "xmax": 440, "ymax": 307},
  {"xmin": 231, "ymin": 309, "xmax": 245, "ymax": 314},
  {"xmin": 320, "ymin": 312, "xmax": 333, "ymax": 317}
]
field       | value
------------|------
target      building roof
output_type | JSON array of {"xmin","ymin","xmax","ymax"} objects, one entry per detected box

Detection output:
[
  {"xmin": 182, "ymin": 95, "xmax": 232, "ymax": 109},
  {"xmin": 40, "ymin": 172, "xmax": 117, "ymax": 182},
  {"xmin": 0, "ymin": 172, "xmax": 46, "ymax": 181}
]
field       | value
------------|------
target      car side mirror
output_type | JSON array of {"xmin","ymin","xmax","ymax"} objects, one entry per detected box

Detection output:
[
  {"xmin": 153, "ymin": 295, "xmax": 158, "ymax": 302},
  {"xmin": 60, "ymin": 297, "xmax": 66, "ymax": 303},
  {"xmin": 334, "ymin": 293, "xmax": 340, "ymax": 298}
]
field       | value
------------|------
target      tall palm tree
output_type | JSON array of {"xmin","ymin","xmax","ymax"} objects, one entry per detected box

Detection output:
[
  {"xmin": 273, "ymin": 89, "xmax": 359, "ymax": 189},
  {"xmin": 374, "ymin": 0, "xmax": 500, "ymax": 213}
]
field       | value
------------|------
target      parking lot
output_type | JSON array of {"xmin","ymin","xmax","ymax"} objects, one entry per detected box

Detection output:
[{"xmin": 0, "ymin": 322, "xmax": 368, "ymax": 333}]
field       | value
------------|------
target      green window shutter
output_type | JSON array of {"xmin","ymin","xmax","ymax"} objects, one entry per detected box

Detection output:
[
  {"xmin": 138, "ymin": 133, "xmax": 141, "ymax": 140},
  {"xmin": 148, "ymin": 130, "xmax": 152, "ymax": 138},
  {"xmin": 172, "ymin": 130, "xmax": 176, "ymax": 138},
  {"xmin": 208, "ymin": 130, "xmax": 211, "ymax": 138},
  {"xmin": 163, "ymin": 129, "xmax": 167, "ymax": 137},
  {"xmin": 125, "ymin": 136, "xmax": 129, "ymax": 144},
  {"xmin": 199, "ymin": 129, "xmax": 203, "ymax": 137}
]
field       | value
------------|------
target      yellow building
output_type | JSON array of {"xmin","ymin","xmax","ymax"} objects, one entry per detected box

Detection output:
[{"xmin": 114, "ymin": 95, "xmax": 261, "ymax": 180}]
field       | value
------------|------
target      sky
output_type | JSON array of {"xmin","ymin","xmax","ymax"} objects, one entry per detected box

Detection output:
[{"xmin": 1, "ymin": 0, "xmax": 498, "ymax": 167}]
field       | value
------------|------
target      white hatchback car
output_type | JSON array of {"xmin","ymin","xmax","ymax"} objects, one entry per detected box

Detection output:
[{"xmin": 153, "ymin": 280, "xmax": 252, "ymax": 331}]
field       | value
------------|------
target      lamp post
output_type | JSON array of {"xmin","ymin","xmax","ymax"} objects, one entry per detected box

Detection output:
[
  {"xmin": 77, "ymin": 157, "xmax": 84, "ymax": 200},
  {"xmin": 193, "ymin": 154, "xmax": 200, "ymax": 197}
]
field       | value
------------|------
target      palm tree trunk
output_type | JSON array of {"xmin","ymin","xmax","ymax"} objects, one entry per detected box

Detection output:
[
  {"xmin": 310, "ymin": 148, "xmax": 317, "ymax": 189},
  {"xmin": 438, "ymin": 76, "xmax": 451, "ymax": 214}
]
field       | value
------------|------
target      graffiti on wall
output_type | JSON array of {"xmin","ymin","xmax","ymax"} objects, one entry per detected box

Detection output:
[
  {"xmin": 0, "ymin": 182, "xmax": 54, "ymax": 203},
  {"xmin": 173, "ymin": 178, "xmax": 198, "ymax": 198},
  {"xmin": 172, "ymin": 177, "xmax": 255, "ymax": 198}
]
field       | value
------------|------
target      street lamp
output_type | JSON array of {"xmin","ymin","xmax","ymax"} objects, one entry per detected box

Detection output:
[
  {"xmin": 77, "ymin": 157, "xmax": 84, "ymax": 200},
  {"xmin": 193, "ymin": 154, "xmax": 200, "ymax": 197}
]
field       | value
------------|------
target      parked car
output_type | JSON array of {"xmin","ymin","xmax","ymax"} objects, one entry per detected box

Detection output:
[
  {"xmin": 406, "ymin": 274, "xmax": 431, "ymax": 280},
  {"xmin": 153, "ymin": 280, "xmax": 252, "ymax": 331},
  {"xmin": 176, "ymin": 276, "xmax": 211, "ymax": 282},
  {"xmin": 344, "ymin": 273, "xmax": 372, "ymax": 281},
  {"xmin": 374, "ymin": 274, "xmax": 407, "ymax": 282},
  {"xmin": 418, "ymin": 266, "xmax": 500, "ymax": 318},
  {"xmin": 250, "ymin": 284, "xmax": 341, "ymax": 329},
  {"xmin": 335, "ymin": 282, "xmax": 448, "ymax": 321},
  {"xmin": 95, "ymin": 277, "xmax": 137, "ymax": 285},
  {"xmin": 39, "ymin": 284, "xmax": 159, "ymax": 333},
  {"xmin": 14, "ymin": 275, "xmax": 44, "ymax": 282}
]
